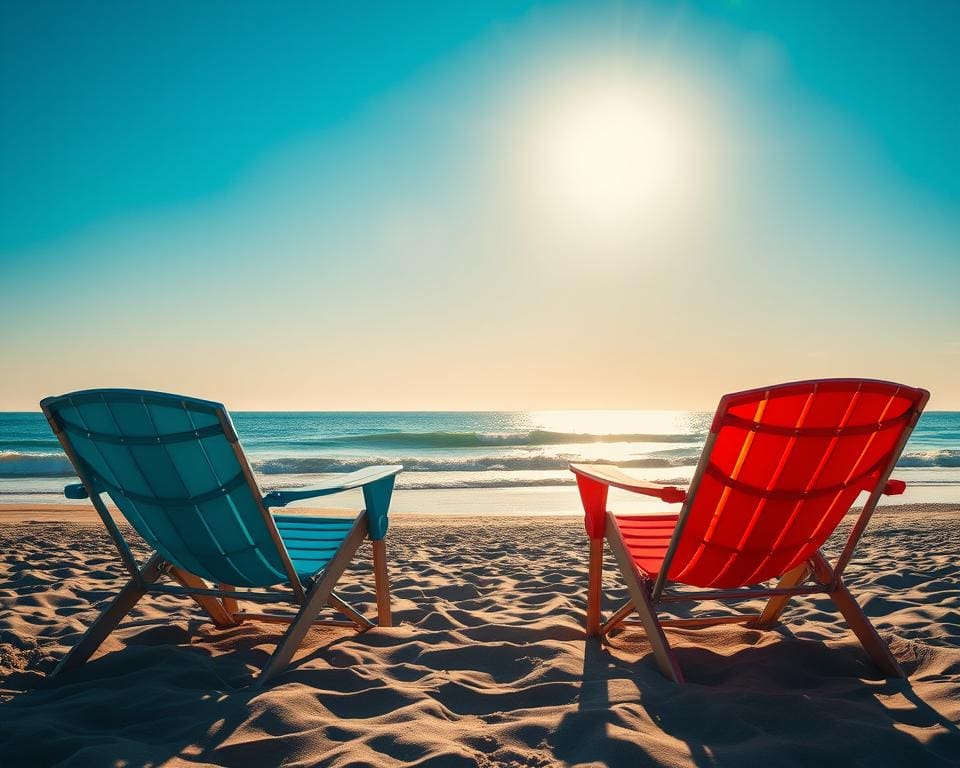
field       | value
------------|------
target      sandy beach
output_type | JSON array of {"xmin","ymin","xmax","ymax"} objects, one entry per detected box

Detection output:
[{"xmin": 0, "ymin": 502, "xmax": 957, "ymax": 767}]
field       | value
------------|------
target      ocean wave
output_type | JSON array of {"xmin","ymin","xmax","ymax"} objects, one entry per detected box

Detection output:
[
  {"xmin": 263, "ymin": 475, "xmax": 698, "ymax": 491},
  {"xmin": 896, "ymin": 449, "xmax": 960, "ymax": 468},
  {"xmin": 0, "ymin": 450, "xmax": 698, "ymax": 478},
  {"xmin": 0, "ymin": 452, "xmax": 75, "ymax": 477},
  {"xmin": 251, "ymin": 454, "xmax": 699, "ymax": 473},
  {"xmin": 0, "ymin": 439, "xmax": 62, "ymax": 450},
  {"xmin": 249, "ymin": 429, "xmax": 704, "ymax": 450},
  {"xmin": 2, "ymin": 447, "xmax": 958, "ymax": 480}
]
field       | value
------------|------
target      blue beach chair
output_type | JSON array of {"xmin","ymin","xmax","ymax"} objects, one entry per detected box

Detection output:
[{"xmin": 40, "ymin": 389, "xmax": 401, "ymax": 686}]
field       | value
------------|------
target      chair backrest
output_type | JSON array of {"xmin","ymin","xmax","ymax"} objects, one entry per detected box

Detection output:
[
  {"xmin": 41, "ymin": 389, "xmax": 296, "ymax": 589},
  {"xmin": 667, "ymin": 379, "xmax": 928, "ymax": 588}
]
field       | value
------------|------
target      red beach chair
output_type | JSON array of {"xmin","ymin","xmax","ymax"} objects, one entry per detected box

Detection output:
[{"xmin": 571, "ymin": 379, "xmax": 928, "ymax": 682}]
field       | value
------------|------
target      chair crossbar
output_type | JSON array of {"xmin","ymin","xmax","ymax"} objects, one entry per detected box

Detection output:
[
  {"xmin": 658, "ymin": 585, "xmax": 825, "ymax": 603},
  {"xmin": 703, "ymin": 456, "xmax": 888, "ymax": 501},
  {"xmin": 233, "ymin": 612, "xmax": 360, "ymax": 628},
  {"xmin": 147, "ymin": 583, "xmax": 298, "ymax": 604},
  {"xmin": 638, "ymin": 614, "xmax": 762, "ymax": 629},
  {"xmin": 91, "ymin": 468, "xmax": 248, "ymax": 506},
  {"xmin": 719, "ymin": 410, "xmax": 910, "ymax": 437},
  {"xmin": 59, "ymin": 419, "xmax": 225, "ymax": 445},
  {"xmin": 329, "ymin": 592, "xmax": 376, "ymax": 630},
  {"xmin": 600, "ymin": 600, "xmax": 635, "ymax": 635}
]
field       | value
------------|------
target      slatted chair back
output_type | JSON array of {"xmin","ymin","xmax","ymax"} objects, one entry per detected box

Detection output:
[
  {"xmin": 666, "ymin": 379, "xmax": 928, "ymax": 589},
  {"xmin": 41, "ymin": 389, "xmax": 299, "ymax": 590}
]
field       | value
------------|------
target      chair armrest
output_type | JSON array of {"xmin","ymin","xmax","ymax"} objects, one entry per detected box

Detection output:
[
  {"xmin": 882, "ymin": 478, "xmax": 906, "ymax": 496},
  {"xmin": 570, "ymin": 463, "xmax": 686, "ymax": 541},
  {"xmin": 64, "ymin": 483, "xmax": 89, "ymax": 499},
  {"xmin": 569, "ymin": 464, "xmax": 687, "ymax": 503},
  {"xmin": 262, "ymin": 465, "xmax": 403, "ymax": 508}
]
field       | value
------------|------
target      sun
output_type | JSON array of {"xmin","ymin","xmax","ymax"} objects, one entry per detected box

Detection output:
[{"xmin": 511, "ymin": 63, "xmax": 713, "ymax": 246}]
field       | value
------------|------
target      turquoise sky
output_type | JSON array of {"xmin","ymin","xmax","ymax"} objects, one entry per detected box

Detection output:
[{"xmin": 2, "ymin": 1, "xmax": 958, "ymax": 409}]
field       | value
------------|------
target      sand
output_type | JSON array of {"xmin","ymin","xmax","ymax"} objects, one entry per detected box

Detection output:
[{"xmin": 0, "ymin": 503, "xmax": 958, "ymax": 767}]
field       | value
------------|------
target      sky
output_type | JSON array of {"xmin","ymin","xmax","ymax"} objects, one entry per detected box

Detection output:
[{"xmin": 1, "ymin": 1, "xmax": 958, "ymax": 410}]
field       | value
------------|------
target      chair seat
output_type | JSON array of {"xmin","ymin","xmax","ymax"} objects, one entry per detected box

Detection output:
[
  {"xmin": 614, "ymin": 513, "xmax": 679, "ymax": 579},
  {"xmin": 273, "ymin": 514, "xmax": 357, "ymax": 579}
]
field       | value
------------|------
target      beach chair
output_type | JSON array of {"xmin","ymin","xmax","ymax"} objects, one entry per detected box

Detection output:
[
  {"xmin": 40, "ymin": 388, "xmax": 401, "ymax": 687},
  {"xmin": 572, "ymin": 378, "xmax": 928, "ymax": 682}
]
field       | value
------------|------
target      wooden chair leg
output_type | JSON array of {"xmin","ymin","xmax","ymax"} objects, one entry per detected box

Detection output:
[
  {"xmin": 166, "ymin": 567, "xmax": 239, "ymax": 628},
  {"xmin": 372, "ymin": 539, "xmax": 392, "ymax": 627},
  {"xmin": 328, "ymin": 591, "xmax": 374, "ymax": 630},
  {"xmin": 749, "ymin": 562, "xmax": 812, "ymax": 629},
  {"xmin": 255, "ymin": 516, "xmax": 368, "ymax": 687},
  {"xmin": 219, "ymin": 584, "xmax": 239, "ymax": 617},
  {"xmin": 631, "ymin": 578, "xmax": 685, "ymax": 683},
  {"xmin": 600, "ymin": 600, "xmax": 635, "ymax": 637},
  {"xmin": 586, "ymin": 538, "xmax": 603, "ymax": 636},
  {"xmin": 829, "ymin": 580, "xmax": 905, "ymax": 677},
  {"xmin": 605, "ymin": 525, "xmax": 684, "ymax": 682},
  {"xmin": 52, "ymin": 554, "xmax": 163, "ymax": 677}
]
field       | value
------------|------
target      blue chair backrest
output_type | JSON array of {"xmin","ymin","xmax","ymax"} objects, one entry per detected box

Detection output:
[{"xmin": 42, "ymin": 389, "xmax": 294, "ymax": 588}]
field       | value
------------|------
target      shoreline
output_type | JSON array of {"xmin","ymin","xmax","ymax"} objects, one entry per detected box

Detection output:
[{"xmin": 1, "ymin": 500, "xmax": 958, "ymax": 526}]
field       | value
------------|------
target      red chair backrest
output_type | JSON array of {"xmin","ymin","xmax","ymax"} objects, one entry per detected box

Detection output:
[{"xmin": 668, "ymin": 379, "xmax": 927, "ymax": 588}]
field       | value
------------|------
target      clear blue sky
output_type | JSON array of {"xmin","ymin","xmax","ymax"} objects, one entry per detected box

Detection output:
[{"xmin": 2, "ymin": 1, "xmax": 958, "ymax": 409}]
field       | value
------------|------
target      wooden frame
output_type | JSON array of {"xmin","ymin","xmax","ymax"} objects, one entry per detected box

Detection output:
[
  {"xmin": 256, "ymin": 514, "xmax": 370, "ymax": 685},
  {"xmin": 579, "ymin": 382, "xmax": 928, "ymax": 682},
  {"xmin": 48, "ymin": 499, "xmax": 393, "ymax": 685},
  {"xmin": 594, "ymin": 526, "xmax": 905, "ymax": 679},
  {"xmin": 40, "ymin": 394, "xmax": 398, "ymax": 687},
  {"xmin": 215, "ymin": 408, "xmax": 310, "ymax": 604}
]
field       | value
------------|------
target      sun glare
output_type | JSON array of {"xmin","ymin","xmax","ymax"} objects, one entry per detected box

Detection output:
[{"xmin": 511, "ymin": 62, "xmax": 715, "ymax": 246}]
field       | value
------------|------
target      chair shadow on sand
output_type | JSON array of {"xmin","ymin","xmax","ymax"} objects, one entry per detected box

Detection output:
[
  {"xmin": 2, "ymin": 608, "xmax": 959, "ymax": 768},
  {"xmin": 0, "ymin": 617, "xmax": 371, "ymax": 768},
  {"xmin": 553, "ymin": 624, "xmax": 960, "ymax": 768}
]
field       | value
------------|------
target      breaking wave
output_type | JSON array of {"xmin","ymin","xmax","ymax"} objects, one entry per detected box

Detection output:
[
  {"xmin": 0, "ymin": 452, "xmax": 74, "ymax": 477},
  {"xmin": 2, "ymin": 448, "xmax": 959, "ymax": 479},
  {"xmin": 251, "ymin": 454, "xmax": 699, "ymax": 474},
  {"xmin": 896, "ymin": 449, "xmax": 960, "ymax": 468},
  {"xmin": 249, "ymin": 429, "xmax": 703, "ymax": 450}
]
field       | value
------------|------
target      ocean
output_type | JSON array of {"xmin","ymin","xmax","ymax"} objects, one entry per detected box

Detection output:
[{"xmin": 2, "ymin": 410, "xmax": 959, "ymax": 514}]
